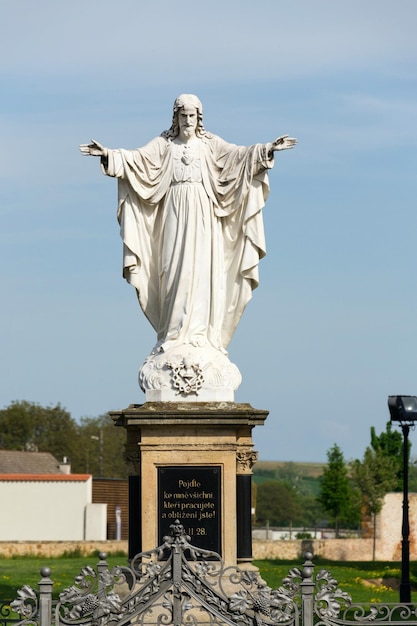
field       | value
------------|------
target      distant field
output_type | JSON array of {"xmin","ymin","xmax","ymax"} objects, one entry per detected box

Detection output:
[{"xmin": 254, "ymin": 460, "xmax": 325, "ymax": 478}]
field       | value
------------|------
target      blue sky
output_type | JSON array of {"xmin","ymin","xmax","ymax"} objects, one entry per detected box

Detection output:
[{"xmin": 1, "ymin": 1, "xmax": 417, "ymax": 463}]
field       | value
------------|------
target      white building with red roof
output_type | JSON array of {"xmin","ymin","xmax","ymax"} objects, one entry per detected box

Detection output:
[{"xmin": 0, "ymin": 451, "xmax": 106, "ymax": 541}]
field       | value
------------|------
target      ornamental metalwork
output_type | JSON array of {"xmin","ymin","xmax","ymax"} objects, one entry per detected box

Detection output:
[
  {"xmin": 10, "ymin": 521, "xmax": 299, "ymax": 626},
  {"xmin": 9, "ymin": 524, "xmax": 417, "ymax": 626},
  {"xmin": 0, "ymin": 601, "xmax": 25, "ymax": 626}
]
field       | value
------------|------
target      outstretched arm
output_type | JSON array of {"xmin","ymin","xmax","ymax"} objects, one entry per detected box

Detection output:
[
  {"xmin": 270, "ymin": 135, "xmax": 297, "ymax": 155},
  {"xmin": 79, "ymin": 139, "xmax": 108, "ymax": 158}
]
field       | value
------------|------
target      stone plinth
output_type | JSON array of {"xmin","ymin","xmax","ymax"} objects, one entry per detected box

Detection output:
[{"xmin": 110, "ymin": 402, "xmax": 268, "ymax": 567}]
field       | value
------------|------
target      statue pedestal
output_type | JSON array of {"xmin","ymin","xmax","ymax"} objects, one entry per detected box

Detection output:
[{"xmin": 110, "ymin": 402, "xmax": 268, "ymax": 567}]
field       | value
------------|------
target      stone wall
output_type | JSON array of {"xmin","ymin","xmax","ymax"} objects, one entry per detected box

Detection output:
[
  {"xmin": 252, "ymin": 538, "xmax": 376, "ymax": 561},
  {"xmin": 0, "ymin": 541, "xmax": 128, "ymax": 558},
  {"xmin": 0, "ymin": 539, "xmax": 364, "ymax": 560},
  {"xmin": 0, "ymin": 537, "xmax": 397, "ymax": 561}
]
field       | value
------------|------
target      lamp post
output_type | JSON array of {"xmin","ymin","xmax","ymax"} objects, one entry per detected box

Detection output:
[{"xmin": 388, "ymin": 395, "xmax": 417, "ymax": 603}]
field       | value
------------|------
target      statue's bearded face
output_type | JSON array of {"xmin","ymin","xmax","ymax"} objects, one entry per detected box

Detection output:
[{"xmin": 178, "ymin": 106, "xmax": 198, "ymax": 139}]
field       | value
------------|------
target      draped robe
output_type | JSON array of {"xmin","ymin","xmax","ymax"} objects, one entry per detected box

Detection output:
[{"xmin": 102, "ymin": 133, "xmax": 273, "ymax": 353}]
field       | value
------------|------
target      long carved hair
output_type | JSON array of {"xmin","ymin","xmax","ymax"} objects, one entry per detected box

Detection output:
[{"xmin": 162, "ymin": 94, "xmax": 209, "ymax": 139}]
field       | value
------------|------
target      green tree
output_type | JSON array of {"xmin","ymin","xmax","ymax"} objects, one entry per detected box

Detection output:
[
  {"xmin": 71, "ymin": 413, "xmax": 127, "ymax": 478},
  {"xmin": 0, "ymin": 401, "xmax": 128, "ymax": 479},
  {"xmin": 0, "ymin": 400, "xmax": 78, "ymax": 461},
  {"xmin": 318, "ymin": 444, "xmax": 359, "ymax": 536},
  {"xmin": 255, "ymin": 480, "xmax": 303, "ymax": 526},
  {"xmin": 273, "ymin": 462, "xmax": 310, "ymax": 495},
  {"xmin": 370, "ymin": 421, "xmax": 403, "ymax": 490},
  {"xmin": 351, "ymin": 446, "xmax": 397, "ymax": 559},
  {"xmin": 296, "ymin": 493, "xmax": 326, "ymax": 528}
]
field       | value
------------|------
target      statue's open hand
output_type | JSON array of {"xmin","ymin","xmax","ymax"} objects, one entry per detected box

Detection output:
[
  {"xmin": 271, "ymin": 135, "xmax": 297, "ymax": 151},
  {"xmin": 79, "ymin": 140, "xmax": 108, "ymax": 158}
]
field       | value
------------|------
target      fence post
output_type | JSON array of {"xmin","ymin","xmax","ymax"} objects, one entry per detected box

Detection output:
[
  {"xmin": 300, "ymin": 552, "xmax": 314, "ymax": 626},
  {"xmin": 97, "ymin": 552, "xmax": 109, "ymax": 594},
  {"xmin": 38, "ymin": 567, "xmax": 53, "ymax": 626}
]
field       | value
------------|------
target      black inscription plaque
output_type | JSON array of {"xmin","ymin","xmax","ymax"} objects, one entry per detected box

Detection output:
[{"xmin": 158, "ymin": 466, "xmax": 221, "ymax": 554}]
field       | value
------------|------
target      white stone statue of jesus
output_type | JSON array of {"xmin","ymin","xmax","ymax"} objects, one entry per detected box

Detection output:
[{"xmin": 80, "ymin": 94, "xmax": 296, "ymax": 402}]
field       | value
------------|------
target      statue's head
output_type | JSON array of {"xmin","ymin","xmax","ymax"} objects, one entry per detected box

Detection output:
[{"xmin": 168, "ymin": 94, "xmax": 205, "ymax": 138}]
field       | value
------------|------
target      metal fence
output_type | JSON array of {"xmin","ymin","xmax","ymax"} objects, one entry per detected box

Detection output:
[
  {"xmin": 8, "ymin": 520, "xmax": 417, "ymax": 626},
  {"xmin": 0, "ymin": 602, "xmax": 21, "ymax": 626}
]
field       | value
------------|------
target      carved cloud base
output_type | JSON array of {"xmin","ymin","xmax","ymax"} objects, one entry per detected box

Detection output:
[{"xmin": 138, "ymin": 344, "xmax": 242, "ymax": 402}]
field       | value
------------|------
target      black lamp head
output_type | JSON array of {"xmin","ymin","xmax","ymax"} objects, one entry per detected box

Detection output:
[{"xmin": 388, "ymin": 395, "xmax": 417, "ymax": 422}]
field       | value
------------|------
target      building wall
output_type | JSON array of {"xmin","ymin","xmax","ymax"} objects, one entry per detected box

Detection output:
[
  {"xmin": 85, "ymin": 503, "xmax": 108, "ymax": 541},
  {"xmin": 0, "ymin": 475, "xmax": 93, "ymax": 540},
  {"xmin": 378, "ymin": 491, "xmax": 417, "ymax": 561},
  {"xmin": 92, "ymin": 479, "xmax": 128, "ymax": 540}
]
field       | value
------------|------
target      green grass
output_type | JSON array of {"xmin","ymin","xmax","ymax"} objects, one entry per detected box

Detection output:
[
  {"xmin": 0, "ymin": 552, "xmax": 128, "ymax": 602},
  {"xmin": 254, "ymin": 558, "xmax": 417, "ymax": 604}
]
